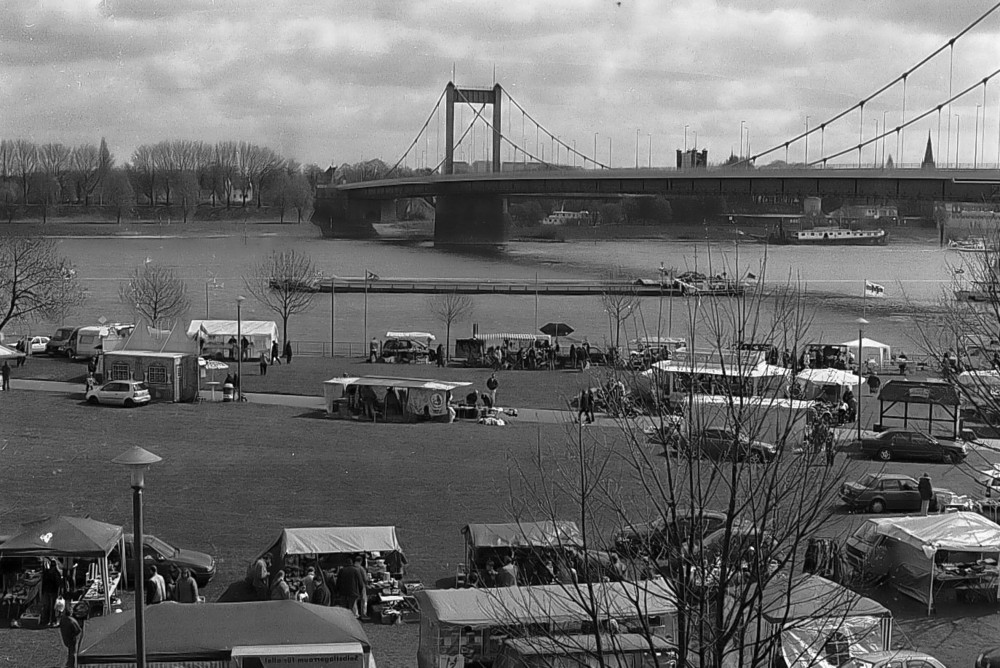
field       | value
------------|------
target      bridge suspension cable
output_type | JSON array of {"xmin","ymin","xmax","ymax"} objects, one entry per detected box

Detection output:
[
  {"xmin": 807, "ymin": 66, "xmax": 1000, "ymax": 166},
  {"xmin": 746, "ymin": 0, "xmax": 1000, "ymax": 167},
  {"xmin": 386, "ymin": 86, "xmax": 449, "ymax": 177},
  {"xmin": 453, "ymin": 87, "xmax": 553, "ymax": 167},
  {"xmin": 502, "ymin": 89, "xmax": 610, "ymax": 169}
]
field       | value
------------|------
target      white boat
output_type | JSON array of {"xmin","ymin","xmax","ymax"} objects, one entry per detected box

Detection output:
[
  {"xmin": 541, "ymin": 209, "xmax": 590, "ymax": 226},
  {"xmin": 793, "ymin": 226, "xmax": 888, "ymax": 245},
  {"xmin": 948, "ymin": 237, "xmax": 993, "ymax": 252}
]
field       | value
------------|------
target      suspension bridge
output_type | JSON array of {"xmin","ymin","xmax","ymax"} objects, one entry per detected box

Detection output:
[{"xmin": 315, "ymin": 3, "xmax": 1000, "ymax": 244}]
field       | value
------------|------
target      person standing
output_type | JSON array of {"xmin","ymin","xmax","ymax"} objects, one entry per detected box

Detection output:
[
  {"xmin": 145, "ymin": 565, "xmax": 167, "ymax": 605},
  {"xmin": 302, "ymin": 566, "xmax": 318, "ymax": 600},
  {"xmin": 498, "ymin": 556, "xmax": 518, "ymax": 587},
  {"xmin": 436, "ymin": 344, "xmax": 445, "ymax": 367},
  {"xmin": 919, "ymin": 472, "xmax": 933, "ymax": 516},
  {"xmin": 259, "ymin": 353, "xmax": 268, "ymax": 376},
  {"xmin": 369, "ymin": 337, "xmax": 379, "ymax": 363},
  {"xmin": 248, "ymin": 554, "xmax": 271, "ymax": 601},
  {"xmin": 867, "ymin": 372, "xmax": 881, "ymax": 395},
  {"xmin": 1, "ymin": 360, "xmax": 10, "ymax": 391},
  {"xmin": 336, "ymin": 555, "xmax": 369, "ymax": 619},
  {"xmin": 240, "ymin": 336, "xmax": 250, "ymax": 361},
  {"xmin": 59, "ymin": 607, "xmax": 82, "ymax": 668},
  {"xmin": 270, "ymin": 340, "xmax": 282, "ymax": 365},
  {"xmin": 175, "ymin": 568, "xmax": 199, "ymax": 603},
  {"xmin": 269, "ymin": 570, "xmax": 291, "ymax": 600},
  {"xmin": 310, "ymin": 570, "xmax": 331, "ymax": 606},
  {"xmin": 586, "ymin": 388, "xmax": 596, "ymax": 424},
  {"xmin": 40, "ymin": 559, "xmax": 63, "ymax": 627},
  {"xmin": 577, "ymin": 389, "xmax": 590, "ymax": 424},
  {"xmin": 486, "ymin": 373, "xmax": 499, "ymax": 405},
  {"xmin": 283, "ymin": 340, "xmax": 293, "ymax": 365}
]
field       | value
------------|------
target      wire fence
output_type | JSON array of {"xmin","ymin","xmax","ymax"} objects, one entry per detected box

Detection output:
[{"xmin": 292, "ymin": 340, "xmax": 367, "ymax": 358}]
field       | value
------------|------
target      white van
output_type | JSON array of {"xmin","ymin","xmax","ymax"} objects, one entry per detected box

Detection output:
[{"xmin": 67, "ymin": 324, "xmax": 134, "ymax": 360}]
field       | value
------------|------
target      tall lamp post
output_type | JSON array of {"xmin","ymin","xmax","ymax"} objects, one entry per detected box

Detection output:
[
  {"xmin": 112, "ymin": 446, "xmax": 162, "ymax": 668},
  {"xmin": 856, "ymin": 317, "xmax": 869, "ymax": 442},
  {"xmin": 236, "ymin": 296, "xmax": 245, "ymax": 401}
]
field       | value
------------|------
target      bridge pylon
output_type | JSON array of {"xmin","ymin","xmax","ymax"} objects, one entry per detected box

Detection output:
[{"xmin": 445, "ymin": 81, "xmax": 502, "ymax": 175}]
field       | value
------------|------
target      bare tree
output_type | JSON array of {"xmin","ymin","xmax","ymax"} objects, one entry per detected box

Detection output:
[
  {"xmin": 288, "ymin": 172, "xmax": 314, "ymax": 223},
  {"xmin": 72, "ymin": 143, "xmax": 101, "ymax": 205},
  {"xmin": 243, "ymin": 250, "xmax": 319, "ymax": 344},
  {"xmin": 176, "ymin": 171, "xmax": 200, "ymax": 223},
  {"xmin": 0, "ymin": 235, "xmax": 86, "ymax": 332},
  {"xmin": 131, "ymin": 144, "xmax": 157, "ymax": 205},
  {"xmin": 12, "ymin": 140, "xmax": 37, "ymax": 202},
  {"xmin": 600, "ymin": 266, "xmax": 641, "ymax": 352},
  {"xmin": 496, "ymin": 253, "xmax": 869, "ymax": 668},
  {"xmin": 103, "ymin": 168, "xmax": 134, "ymax": 224},
  {"xmin": 119, "ymin": 263, "xmax": 190, "ymax": 328},
  {"xmin": 427, "ymin": 292, "xmax": 474, "ymax": 362}
]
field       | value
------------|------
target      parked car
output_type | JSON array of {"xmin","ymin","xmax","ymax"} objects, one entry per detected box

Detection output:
[
  {"xmin": 121, "ymin": 533, "xmax": 216, "ymax": 587},
  {"xmin": 45, "ymin": 326, "xmax": 79, "ymax": 355},
  {"xmin": 14, "ymin": 336, "xmax": 50, "ymax": 354},
  {"xmin": 613, "ymin": 509, "xmax": 728, "ymax": 559},
  {"xmin": 977, "ymin": 647, "xmax": 1000, "ymax": 667},
  {"xmin": 840, "ymin": 473, "xmax": 942, "ymax": 514},
  {"xmin": 846, "ymin": 650, "xmax": 946, "ymax": 667},
  {"xmin": 686, "ymin": 521, "xmax": 782, "ymax": 589},
  {"xmin": 850, "ymin": 428, "xmax": 968, "ymax": 464},
  {"xmin": 665, "ymin": 427, "xmax": 779, "ymax": 463},
  {"xmin": 85, "ymin": 380, "xmax": 151, "ymax": 407}
]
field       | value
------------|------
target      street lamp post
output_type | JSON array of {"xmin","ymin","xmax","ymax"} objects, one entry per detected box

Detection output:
[
  {"xmin": 739, "ymin": 120, "xmax": 745, "ymax": 159},
  {"xmin": 955, "ymin": 114, "xmax": 961, "ymax": 166},
  {"xmin": 974, "ymin": 104, "xmax": 982, "ymax": 169},
  {"xmin": 856, "ymin": 317, "xmax": 869, "ymax": 442},
  {"xmin": 684, "ymin": 125, "xmax": 689, "ymax": 153},
  {"xmin": 635, "ymin": 128, "xmax": 640, "ymax": 169},
  {"xmin": 594, "ymin": 133, "xmax": 598, "ymax": 166},
  {"xmin": 648, "ymin": 133, "xmax": 652, "ymax": 168},
  {"xmin": 112, "ymin": 446, "xmax": 162, "ymax": 668},
  {"xmin": 236, "ymin": 296, "xmax": 245, "ymax": 401}
]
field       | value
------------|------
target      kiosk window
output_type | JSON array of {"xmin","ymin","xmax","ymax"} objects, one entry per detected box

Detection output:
[
  {"xmin": 110, "ymin": 363, "xmax": 130, "ymax": 380},
  {"xmin": 147, "ymin": 365, "xmax": 168, "ymax": 385}
]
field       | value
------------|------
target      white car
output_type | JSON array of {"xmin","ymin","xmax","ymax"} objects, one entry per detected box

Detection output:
[
  {"xmin": 28, "ymin": 336, "xmax": 50, "ymax": 354},
  {"xmin": 85, "ymin": 380, "xmax": 151, "ymax": 407}
]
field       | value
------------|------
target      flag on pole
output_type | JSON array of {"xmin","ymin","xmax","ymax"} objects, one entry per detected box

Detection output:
[{"xmin": 864, "ymin": 280, "xmax": 885, "ymax": 297}]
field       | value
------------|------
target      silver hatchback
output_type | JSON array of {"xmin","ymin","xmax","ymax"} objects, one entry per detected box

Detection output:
[{"xmin": 86, "ymin": 380, "xmax": 151, "ymax": 407}]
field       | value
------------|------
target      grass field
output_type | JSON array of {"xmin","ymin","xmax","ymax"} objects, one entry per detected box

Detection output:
[{"xmin": 1, "ymin": 386, "xmax": 999, "ymax": 667}]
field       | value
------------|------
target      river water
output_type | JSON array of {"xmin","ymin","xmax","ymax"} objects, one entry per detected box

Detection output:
[{"xmin": 31, "ymin": 230, "xmax": 961, "ymax": 353}]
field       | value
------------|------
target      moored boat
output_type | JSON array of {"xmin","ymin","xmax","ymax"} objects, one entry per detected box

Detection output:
[
  {"xmin": 793, "ymin": 226, "xmax": 888, "ymax": 245},
  {"xmin": 947, "ymin": 237, "xmax": 993, "ymax": 252}
]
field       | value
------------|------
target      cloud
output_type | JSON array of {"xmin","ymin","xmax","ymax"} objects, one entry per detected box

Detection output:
[{"xmin": 1, "ymin": 0, "xmax": 999, "ymax": 166}]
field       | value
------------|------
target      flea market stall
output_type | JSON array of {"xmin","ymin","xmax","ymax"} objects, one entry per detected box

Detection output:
[
  {"xmin": 0, "ymin": 516, "xmax": 126, "ymax": 625},
  {"xmin": 415, "ymin": 579, "xmax": 678, "ymax": 668},
  {"xmin": 77, "ymin": 600, "xmax": 375, "ymax": 668},
  {"xmin": 641, "ymin": 350, "xmax": 790, "ymax": 407},
  {"xmin": 870, "ymin": 512, "xmax": 1000, "ymax": 614},
  {"xmin": 730, "ymin": 574, "xmax": 892, "ymax": 668},
  {"xmin": 839, "ymin": 337, "xmax": 892, "ymax": 371},
  {"xmin": 323, "ymin": 376, "xmax": 469, "ymax": 422},
  {"xmin": 256, "ymin": 526, "xmax": 414, "ymax": 623},
  {"xmin": 876, "ymin": 379, "xmax": 961, "ymax": 438},
  {"xmin": 188, "ymin": 319, "xmax": 279, "ymax": 361},
  {"xmin": 463, "ymin": 522, "xmax": 583, "ymax": 582},
  {"xmin": 793, "ymin": 368, "xmax": 863, "ymax": 403},
  {"xmin": 455, "ymin": 333, "xmax": 552, "ymax": 367},
  {"xmin": 494, "ymin": 634, "xmax": 677, "ymax": 668},
  {"xmin": 102, "ymin": 351, "xmax": 199, "ymax": 402}
]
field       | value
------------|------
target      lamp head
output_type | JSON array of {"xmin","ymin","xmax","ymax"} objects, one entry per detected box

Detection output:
[
  {"xmin": 237, "ymin": 296, "xmax": 246, "ymax": 304},
  {"xmin": 855, "ymin": 317, "xmax": 869, "ymax": 327},
  {"xmin": 112, "ymin": 446, "xmax": 162, "ymax": 489}
]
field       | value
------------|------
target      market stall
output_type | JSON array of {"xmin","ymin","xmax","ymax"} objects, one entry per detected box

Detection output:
[
  {"xmin": 0, "ymin": 516, "xmax": 126, "ymax": 623},
  {"xmin": 455, "ymin": 333, "xmax": 552, "ymax": 367},
  {"xmin": 415, "ymin": 579, "xmax": 678, "ymax": 668},
  {"xmin": 869, "ymin": 512, "xmax": 1000, "ymax": 614},
  {"xmin": 839, "ymin": 337, "xmax": 892, "ymax": 371},
  {"xmin": 77, "ymin": 600, "xmax": 375, "ymax": 668},
  {"xmin": 187, "ymin": 319, "xmax": 279, "ymax": 361},
  {"xmin": 256, "ymin": 526, "xmax": 414, "ymax": 623},
  {"xmin": 792, "ymin": 368, "xmax": 863, "ymax": 403},
  {"xmin": 495, "ymin": 634, "xmax": 677, "ymax": 668},
  {"xmin": 876, "ymin": 379, "xmax": 962, "ymax": 438},
  {"xmin": 734, "ymin": 574, "xmax": 892, "ymax": 668},
  {"xmin": 323, "ymin": 376, "xmax": 469, "ymax": 422}
]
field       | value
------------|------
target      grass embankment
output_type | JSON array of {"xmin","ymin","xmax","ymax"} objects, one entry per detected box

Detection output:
[{"xmin": 18, "ymin": 355, "xmax": 596, "ymax": 411}]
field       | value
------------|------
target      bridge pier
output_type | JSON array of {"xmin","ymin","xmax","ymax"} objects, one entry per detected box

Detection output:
[
  {"xmin": 434, "ymin": 194, "xmax": 507, "ymax": 245},
  {"xmin": 311, "ymin": 190, "xmax": 380, "ymax": 239}
]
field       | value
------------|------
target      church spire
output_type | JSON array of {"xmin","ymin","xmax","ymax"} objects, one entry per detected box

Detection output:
[{"xmin": 921, "ymin": 131, "xmax": 935, "ymax": 169}]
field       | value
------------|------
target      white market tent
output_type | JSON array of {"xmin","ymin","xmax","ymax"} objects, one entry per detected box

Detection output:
[
  {"xmin": 872, "ymin": 512, "xmax": 1000, "ymax": 614},
  {"xmin": 794, "ymin": 368, "xmax": 863, "ymax": 402},
  {"xmin": 187, "ymin": 320, "xmax": 279, "ymax": 358},
  {"xmin": 839, "ymin": 337, "xmax": 892, "ymax": 370},
  {"xmin": 257, "ymin": 526, "xmax": 404, "ymax": 561}
]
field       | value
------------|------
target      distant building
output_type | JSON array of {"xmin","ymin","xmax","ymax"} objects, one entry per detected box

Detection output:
[
  {"xmin": 676, "ymin": 149, "xmax": 708, "ymax": 169},
  {"xmin": 827, "ymin": 204, "xmax": 899, "ymax": 228},
  {"xmin": 936, "ymin": 201, "xmax": 1000, "ymax": 242},
  {"xmin": 541, "ymin": 209, "xmax": 591, "ymax": 226}
]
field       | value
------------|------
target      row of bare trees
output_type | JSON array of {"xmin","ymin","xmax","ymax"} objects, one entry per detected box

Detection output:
[{"xmin": 0, "ymin": 139, "xmax": 114, "ymax": 208}]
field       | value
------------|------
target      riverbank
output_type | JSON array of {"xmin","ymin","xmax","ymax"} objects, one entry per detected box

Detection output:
[{"xmin": 0, "ymin": 218, "xmax": 318, "ymax": 239}]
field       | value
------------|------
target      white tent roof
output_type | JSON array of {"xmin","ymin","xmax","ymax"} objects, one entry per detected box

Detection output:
[
  {"xmin": 839, "ymin": 337, "xmax": 891, "ymax": 352},
  {"xmin": 187, "ymin": 320, "xmax": 279, "ymax": 340},
  {"xmin": 795, "ymin": 368, "xmax": 863, "ymax": 386},
  {"xmin": 385, "ymin": 331, "xmax": 435, "ymax": 341},
  {"xmin": 873, "ymin": 511, "xmax": 1000, "ymax": 556},
  {"xmin": 260, "ymin": 526, "xmax": 403, "ymax": 559}
]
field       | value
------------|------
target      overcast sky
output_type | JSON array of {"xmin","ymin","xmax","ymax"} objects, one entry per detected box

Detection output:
[{"xmin": 4, "ymin": 0, "xmax": 1000, "ymax": 169}]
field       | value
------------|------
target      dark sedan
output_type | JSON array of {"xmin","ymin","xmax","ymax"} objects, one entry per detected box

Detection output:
[
  {"xmin": 840, "ymin": 473, "xmax": 941, "ymax": 514},
  {"xmin": 850, "ymin": 428, "xmax": 967, "ymax": 464},
  {"xmin": 662, "ymin": 427, "xmax": 779, "ymax": 463},
  {"xmin": 613, "ymin": 509, "xmax": 728, "ymax": 560},
  {"xmin": 121, "ymin": 533, "xmax": 217, "ymax": 587}
]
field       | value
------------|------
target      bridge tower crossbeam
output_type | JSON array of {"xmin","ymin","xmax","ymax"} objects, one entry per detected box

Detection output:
[{"xmin": 445, "ymin": 81, "xmax": 502, "ymax": 175}]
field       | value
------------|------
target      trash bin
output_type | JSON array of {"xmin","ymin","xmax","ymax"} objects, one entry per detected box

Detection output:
[{"xmin": 223, "ymin": 383, "xmax": 234, "ymax": 402}]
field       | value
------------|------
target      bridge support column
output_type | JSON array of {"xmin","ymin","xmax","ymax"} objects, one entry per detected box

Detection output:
[
  {"xmin": 310, "ymin": 190, "xmax": 380, "ymax": 239},
  {"xmin": 434, "ymin": 194, "xmax": 507, "ymax": 245}
]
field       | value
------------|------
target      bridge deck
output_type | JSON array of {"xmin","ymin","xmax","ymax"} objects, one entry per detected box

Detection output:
[{"xmin": 322, "ymin": 277, "xmax": 745, "ymax": 297}]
